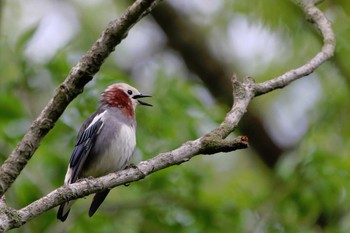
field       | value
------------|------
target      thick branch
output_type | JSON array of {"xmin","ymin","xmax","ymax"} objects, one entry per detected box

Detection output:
[
  {"xmin": 0, "ymin": 75, "xmax": 250, "ymax": 231},
  {"xmin": 0, "ymin": 0, "xmax": 162, "ymax": 196}
]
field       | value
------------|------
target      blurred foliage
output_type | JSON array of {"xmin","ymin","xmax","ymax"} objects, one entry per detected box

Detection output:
[{"xmin": 1, "ymin": 0, "xmax": 350, "ymax": 233}]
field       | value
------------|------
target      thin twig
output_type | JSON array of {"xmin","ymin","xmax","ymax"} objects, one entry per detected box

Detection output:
[{"xmin": 254, "ymin": 0, "xmax": 335, "ymax": 96}]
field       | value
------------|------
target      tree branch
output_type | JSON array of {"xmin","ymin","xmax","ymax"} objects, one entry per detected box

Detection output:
[
  {"xmin": 0, "ymin": 75, "xmax": 250, "ymax": 231},
  {"xmin": 0, "ymin": 0, "xmax": 335, "ymax": 231},
  {"xmin": 0, "ymin": 0, "xmax": 162, "ymax": 197},
  {"xmin": 254, "ymin": 0, "xmax": 335, "ymax": 96},
  {"xmin": 150, "ymin": 2, "xmax": 286, "ymax": 168}
]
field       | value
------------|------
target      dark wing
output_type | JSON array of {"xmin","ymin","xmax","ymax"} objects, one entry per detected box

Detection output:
[{"xmin": 68, "ymin": 112, "xmax": 104, "ymax": 183}]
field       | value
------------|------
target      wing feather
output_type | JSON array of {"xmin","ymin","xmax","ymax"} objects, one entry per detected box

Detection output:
[
  {"xmin": 59, "ymin": 108, "xmax": 106, "ymax": 221},
  {"xmin": 67, "ymin": 111, "xmax": 106, "ymax": 184}
]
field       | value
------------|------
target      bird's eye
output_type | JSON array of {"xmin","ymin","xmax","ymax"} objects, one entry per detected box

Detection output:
[{"xmin": 127, "ymin": 90, "xmax": 133, "ymax": 95}]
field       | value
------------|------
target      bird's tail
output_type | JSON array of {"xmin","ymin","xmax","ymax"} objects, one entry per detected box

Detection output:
[
  {"xmin": 57, "ymin": 200, "xmax": 75, "ymax": 222},
  {"xmin": 88, "ymin": 189, "xmax": 110, "ymax": 217}
]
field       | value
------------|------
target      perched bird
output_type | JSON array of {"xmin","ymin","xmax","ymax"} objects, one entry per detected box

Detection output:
[{"xmin": 57, "ymin": 83, "xmax": 151, "ymax": 222}]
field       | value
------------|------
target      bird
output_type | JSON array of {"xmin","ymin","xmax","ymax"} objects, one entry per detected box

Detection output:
[{"xmin": 57, "ymin": 83, "xmax": 151, "ymax": 222}]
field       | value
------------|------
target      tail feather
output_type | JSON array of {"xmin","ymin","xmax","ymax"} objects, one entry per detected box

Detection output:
[
  {"xmin": 57, "ymin": 201, "xmax": 75, "ymax": 222},
  {"xmin": 88, "ymin": 190, "xmax": 110, "ymax": 217}
]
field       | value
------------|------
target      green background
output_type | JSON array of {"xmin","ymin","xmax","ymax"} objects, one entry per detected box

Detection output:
[{"xmin": 1, "ymin": 0, "xmax": 350, "ymax": 232}]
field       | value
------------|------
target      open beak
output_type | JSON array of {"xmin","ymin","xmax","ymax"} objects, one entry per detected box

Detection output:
[{"xmin": 133, "ymin": 94, "xmax": 152, "ymax": 106}]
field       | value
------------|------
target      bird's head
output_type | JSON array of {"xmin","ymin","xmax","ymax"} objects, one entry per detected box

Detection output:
[
  {"xmin": 100, "ymin": 83, "xmax": 152, "ymax": 118},
  {"xmin": 101, "ymin": 83, "xmax": 152, "ymax": 108}
]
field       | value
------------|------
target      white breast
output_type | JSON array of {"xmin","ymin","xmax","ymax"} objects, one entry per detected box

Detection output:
[{"xmin": 85, "ymin": 124, "xmax": 136, "ymax": 177}]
